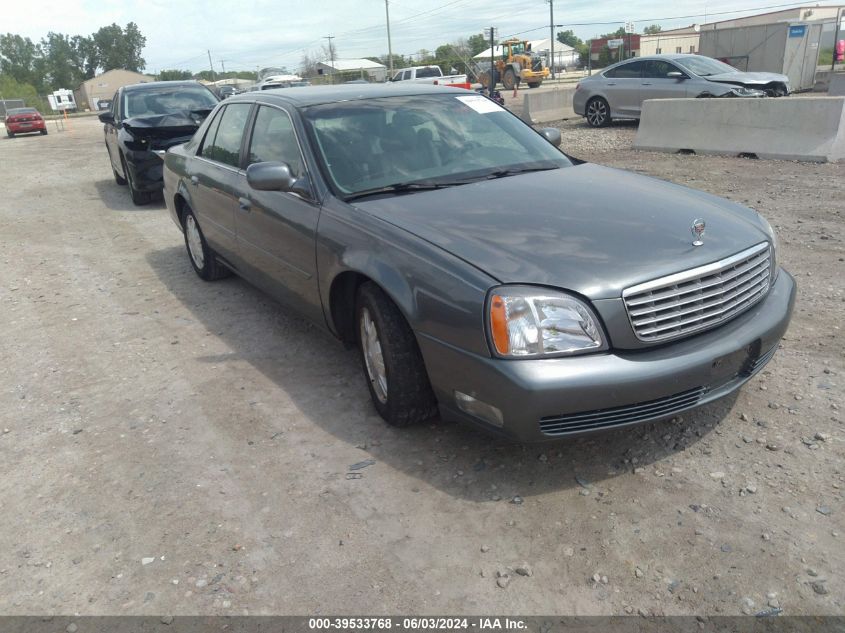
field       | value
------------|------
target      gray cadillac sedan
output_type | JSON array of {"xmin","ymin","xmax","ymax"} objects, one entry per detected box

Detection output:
[{"xmin": 163, "ymin": 84, "xmax": 795, "ymax": 441}]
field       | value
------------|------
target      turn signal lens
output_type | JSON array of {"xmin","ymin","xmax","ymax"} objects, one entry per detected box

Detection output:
[{"xmin": 490, "ymin": 294, "xmax": 509, "ymax": 355}]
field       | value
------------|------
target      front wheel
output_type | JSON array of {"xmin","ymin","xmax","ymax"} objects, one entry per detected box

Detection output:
[
  {"xmin": 585, "ymin": 97, "xmax": 611, "ymax": 127},
  {"xmin": 182, "ymin": 207, "xmax": 231, "ymax": 281},
  {"xmin": 502, "ymin": 68, "xmax": 516, "ymax": 90},
  {"xmin": 121, "ymin": 154, "xmax": 151, "ymax": 205},
  {"xmin": 356, "ymin": 282, "xmax": 437, "ymax": 427}
]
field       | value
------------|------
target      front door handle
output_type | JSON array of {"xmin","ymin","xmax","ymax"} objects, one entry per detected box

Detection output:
[
  {"xmin": 642, "ymin": 82, "xmax": 652, "ymax": 85},
  {"xmin": 606, "ymin": 82, "xmax": 616, "ymax": 86},
  {"xmin": 190, "ymin": 176, "xmax": 199, "ymax": 186},
  {"xmin": 238, "ymin": 197, "xmax": 251, "ymax": 212}
]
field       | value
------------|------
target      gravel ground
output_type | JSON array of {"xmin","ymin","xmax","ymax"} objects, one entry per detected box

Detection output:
[{"xmin": 0, "ymin": 116, "xmax": 843, "ymax": 616}]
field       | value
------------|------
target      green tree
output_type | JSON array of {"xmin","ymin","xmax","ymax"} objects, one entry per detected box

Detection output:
[
  {"xmin": 41, "ymin": 32, "xmax": 84, "ymax": 89},
  {"xmin": 556, "ymin": 29, "xmax": 583, "ymax": 48},
  {"xmin": 0, "ymin": 34, "xmax": 45, "ymax": 92},
  {"xmin": 0, "ymin": 74, "xmax": 49, "ymax": 113},
  {"xmin": 158, "ymin": 69, "xmax": 193, "ymax": 81},
  {"xmin": 71, "ymin": 35, "xmax": 98, "ymax": 79},
  {"xmin": 92, "ymin": 22, "xmax": 146, "ymax": 72},
  {"xmin": 467, "ymin": 33, "xmax": 490, "ymax": 56},
  {"xmin": 643, "ymin": 24, "xmax": 662, "ymax": 35}
]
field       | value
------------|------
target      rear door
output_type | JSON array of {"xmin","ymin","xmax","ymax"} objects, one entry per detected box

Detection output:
[
  {"xmin": 640, "ymin": 60, "xmax": 692, "ymax": 110},
  {"xmin": 602, "ymin": 60, "xmax": 645, "ymax": 117},
  {"xmin": 187, "ymin": 102, "xmax": 253, "ymax": 262},
  {"xmin": 234, "ymin": 104, "xmax": 322, "ymax": 321}
]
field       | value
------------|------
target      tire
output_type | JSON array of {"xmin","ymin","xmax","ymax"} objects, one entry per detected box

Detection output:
[
  {"xmin": 40, "ymin": 129, "xmax": 47, "ymax": 135},
  {"xmin": 182, "ymin": 206, "xmax": 231, "ymax": 281},
  {"xmin": 7, "ymin": 132, "xmax": 13, "ymax": 138},
  {"xmin": 527, "ymin": 82, "xmax": 541, "ymax": 88},
  {"xmin": 585, "ymin": 97, "xmax": 611, "ymax": 127},
  {"xmin": 356, "ymin": 282, "xmax": 437, "ymax": 427},
  {"xmin": 121, "ymin": 154, "xmax": 151, "ymax": 205},
  {"xmin": 502, "ymin": 68, "xmax": 516, "ymax": 91}
]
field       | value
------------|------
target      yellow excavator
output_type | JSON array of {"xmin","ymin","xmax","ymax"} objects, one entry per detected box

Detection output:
[{"xmin": 479, "ymin": 38, "xmax": 550, "ymax": 90}]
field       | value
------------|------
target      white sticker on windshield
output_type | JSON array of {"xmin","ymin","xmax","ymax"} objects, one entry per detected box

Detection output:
[{"xmin": 455, "ymin": 94, "xmax": 504, "ymax": 114}]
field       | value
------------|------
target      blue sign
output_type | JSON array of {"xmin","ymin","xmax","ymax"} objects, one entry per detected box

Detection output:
[{"xmin": 789, "ymin": 25, "xmax": 807, "ymax": 38}]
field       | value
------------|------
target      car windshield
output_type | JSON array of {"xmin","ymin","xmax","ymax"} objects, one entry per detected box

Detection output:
[
  {"xmin": 675, "ymin": 56, "xmax": 739, "ymax": 77},
  {"xmin": 123, "ymin": 87, "xmax": 218, "ymax": 118},
  {"xmin": 301, "ymin": 94, "xmax": 571, "ymax": 198}
]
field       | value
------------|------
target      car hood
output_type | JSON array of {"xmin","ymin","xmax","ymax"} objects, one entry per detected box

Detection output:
[
  {"xmin": 705, "ymin": 71, "xmax": 789, "ymax": 86},
  {"xmin": 352, "ymin": 164, "xmax": 771, "ymax": 299},
  {"xmin": 122, "ymin": 109, "xmax": 213, "ymax": 139}
]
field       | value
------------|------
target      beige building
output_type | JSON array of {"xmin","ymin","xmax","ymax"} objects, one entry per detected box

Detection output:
[
  {"xmin": 701, "ymin": 5, "xmax": 842, "ymax": 30},
  {"xmin": 640, "ymin": 25, "xmax": 701, "ymax": 57},
  {"xmin": 75, "ymin": 69, "xmax": 155, "ymax": 111}
]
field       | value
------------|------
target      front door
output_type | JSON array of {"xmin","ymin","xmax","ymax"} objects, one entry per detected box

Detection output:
[
  {"xmin": 234, "ymin": 104, "xmax": 322, "ymax": 322},
  {"xmin": 640, "ymin": 60, "xmax": 692, "ymax": 109}
]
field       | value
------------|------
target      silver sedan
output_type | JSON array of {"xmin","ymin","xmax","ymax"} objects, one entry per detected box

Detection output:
[{"xmin": 573, "ymin": 54, "xmax": 790, "ymax": 127}]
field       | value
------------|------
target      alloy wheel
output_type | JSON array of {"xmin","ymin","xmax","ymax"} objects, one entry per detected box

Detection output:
[
  {"xmin": 185, "ymin": 215, "xmax": 205, "ymax": 270},
  {"xmin": 587, "ymin": 100, "xmax": 608, "ymax": 127},
  {"xmin": 360, "ymin": 307, "xmax": 388, "ymax": 404}
]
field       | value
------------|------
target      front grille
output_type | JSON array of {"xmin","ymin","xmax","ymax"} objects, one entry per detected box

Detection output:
[
  {"xmin": 623, "ymin": 242, "xmax": 771, "ymax": 343},
  {"xmin": 539, "ymin": 387, "xmax": 705, "ymax": 436}
]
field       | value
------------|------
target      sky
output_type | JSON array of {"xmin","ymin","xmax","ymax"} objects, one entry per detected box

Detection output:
[{"xmin": 3, "ymin": 0, "xmax": 840, "ymax": 74}]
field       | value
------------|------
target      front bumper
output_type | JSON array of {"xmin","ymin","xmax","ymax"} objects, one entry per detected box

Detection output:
[
  {"xmin": 419, "ymin": 269, "xmax": 795, "ymax": 442},
  {"xmin": 124, "ymin": 150, "xmax": 165, "ymax": 192}
]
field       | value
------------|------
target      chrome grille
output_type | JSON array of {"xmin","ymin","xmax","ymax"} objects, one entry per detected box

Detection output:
[
  {"xmin": 539, "ymin": 387, "xmax": 705, "ymax": 436},
  {"xmin": 623, "ymin": 243, "xmax": 771, "ymax": 343}
]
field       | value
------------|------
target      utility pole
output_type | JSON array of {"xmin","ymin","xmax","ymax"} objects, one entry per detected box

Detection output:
[
  {"xmin": 385, "ymin": 0, "xmax": 394, "ymax": 78},
  {"xmin": 207, "ymin": 50, "xmax": 216, "ymax": 81},
  {"xmin": 324, "ymin": 35, "xmax": 336, "ymax": 84},
  {"xmin": 220, "ymin": 59, "xmax": 228, "ymax": 74},
  {"xmin": 548, "ymin": 0, "xmax": 555, "ymax": 80},
  {"xmin": 484, "ymin": 26, "xmax": 497, "ymax": 93}
]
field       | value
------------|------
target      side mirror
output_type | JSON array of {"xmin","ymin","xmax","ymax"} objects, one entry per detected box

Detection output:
[
  {"xmin": 246, "ymin": 162, "xmax": 311, "ymax": 198},
  {"xmin": 98, "ymin": 111, "xmax": 114, "ymax": 124},
  {"xmin": 539, "ymin": 127, "xmax": 562, "ymax": 147},
  {"xmin": 667, "ymin": 71, "xmax": 686, "ymax": 79}
]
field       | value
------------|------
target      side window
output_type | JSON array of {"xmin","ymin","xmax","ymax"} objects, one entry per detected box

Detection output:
[
  {"xmin": 644, "ymin": 60, "xmax": 683, "ymax": 79},
  {"xmin": 111, "ymin": 91, "xmax": 119, "ymax": 119},
  {"xmin": 402, "ymin": 70, "xmax": 410, "ymax": 80},
  {"xmin": 202, "ymin": 103, "xmax": 252, "ymax": 168},
  {"xmin": 604, "ymin": 61, "xmax": 643, "ymax": 79},
  {"xmin": 199, "ymin": 107, "xmax": 225, "ymax": 159},
  {"xmin": 246, "ymin": 106, "xmax": 304, "ymax": 177}
]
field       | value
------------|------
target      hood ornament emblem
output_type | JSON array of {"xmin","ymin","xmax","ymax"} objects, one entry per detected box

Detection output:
[{"xmin": 691, "ymin": 218, "xmax": 706, "ymax": 246}]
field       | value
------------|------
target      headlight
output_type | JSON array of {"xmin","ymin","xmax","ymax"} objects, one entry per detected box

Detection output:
[{"xmin": 487, "ymin": 286, "xmax": 608, "ymax": 358}]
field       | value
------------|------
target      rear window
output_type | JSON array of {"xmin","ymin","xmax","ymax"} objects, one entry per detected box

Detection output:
[
  {"xmin": 416, "ymin": 67, "xmax": 441, "ymax": 78},
  {"xmin": 7, "ymin": 108, "xmax": 37, "ymax": 115}
]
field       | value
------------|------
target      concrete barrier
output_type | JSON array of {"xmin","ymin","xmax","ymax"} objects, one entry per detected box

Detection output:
[
  {"xmin": 520, "ymin": 87, "xmax": 577, "ymax": 124},
  {"xmin": 829, "ymin": 73, "xmax": 845, "ymax": 96},
  {"xmin": 633, "ymin": 97, "xmax": 845, "ymax": 163}
]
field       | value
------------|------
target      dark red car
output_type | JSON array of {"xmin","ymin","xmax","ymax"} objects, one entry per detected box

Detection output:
[{"xmin": 4, "ymin": 107, "xmax": 47, "ymax": 137}]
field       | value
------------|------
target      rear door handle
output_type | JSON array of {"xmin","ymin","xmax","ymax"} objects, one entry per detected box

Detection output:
[
  {"xmin": 606, "ymin": 82, "xmax": 616, "ymax": 86},
  {"xmin": 238, "ymin": 197, "xmax": 251, "ymax": 212},
  {"xmin": 642, "ymin": 82, "xmax": 652, "ymax": 85},
  {"xmin": 190, "ymin": 176, "xmax": 199, "ymax": 186}
]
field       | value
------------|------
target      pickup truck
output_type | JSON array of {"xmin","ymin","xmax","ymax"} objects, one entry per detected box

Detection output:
[{"xmin": 389, "ymin": 65, "xmax": 468, "ymax": 86}]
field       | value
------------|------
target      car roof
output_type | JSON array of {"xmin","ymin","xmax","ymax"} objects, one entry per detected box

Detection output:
[
  {"xmin": 123, "ymin": 81, "xmax": 210, "ymax": 92},
  {"xmin": 230, "ymin": 83, "xmax": 473, "ymax": 107}
]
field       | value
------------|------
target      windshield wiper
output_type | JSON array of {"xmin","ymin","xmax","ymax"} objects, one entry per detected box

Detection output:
[
  {"xmin": 444, "ymin": 164, "xmax": 561, "ymax": 185},
  {"xmin": 344, "ymin": 181, "xmax": 458, "ymax": 201}
]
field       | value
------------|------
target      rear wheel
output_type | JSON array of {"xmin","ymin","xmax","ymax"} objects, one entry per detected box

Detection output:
[
  {"xmin": 40, "ymin": 129, "xmax": 47, "ymax": 135},
  {"xmin": 121, "ymin": 154, "xmax": 151, "ymax": 206},
  {"xmin": 585, "ymin": 97, "xmax": 611, "ymax": 127},
  {"xmin": 356, "ymin": 282, "xmax": 437, "ymax": 427},
  {"xmin": 527, "ymin": 82, "xmax": 541, "ymax": 88},
  {"xmin": 182, "ymin": 206, "xmax": 231, "ymax": 281},
  {"xmin": 7, "ymin": 132, "xmax": 13, "ymax": 138}
]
